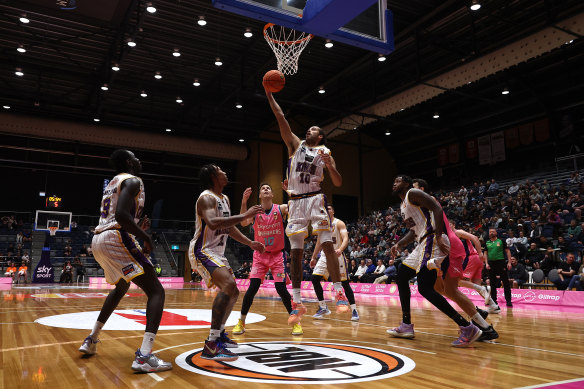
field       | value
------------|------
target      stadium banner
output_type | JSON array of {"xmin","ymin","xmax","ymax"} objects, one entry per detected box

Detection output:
[
  {"xmin": 448, "ymin": 143, "xmax": 460, "ymax": 164},
  {"xmin": 505, "ymin": 127, "xmax": 519, "ymax": 149},
  {"xmin": 465, "ymin": 138, "xmax": 478, "ymax": 159},
  {"xmin": 490, "ymin": 131, "xmax": 506, "ymax": 162},
  {"xmin": 519, "ymin": 122, "xmax": 534, "ymax": 145},
  {"xmin": 534, "ymin": 118, "xmax": 550, "ymax": 142},
  {"xmin": 88, "ymin": 277, "xmax": 184, "ymax": 287},
  {"xmin": 438, "ymin": 147, "xmax": 448, "ymax": 166},
  {"xmin": 478, "ymin": 135, "xmax": 492, "ymax": 165}
]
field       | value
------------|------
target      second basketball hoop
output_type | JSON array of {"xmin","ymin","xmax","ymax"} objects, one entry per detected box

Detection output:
[{"xmin": 263, "ymin": 23, "xmax": 313, "ymax": 75}]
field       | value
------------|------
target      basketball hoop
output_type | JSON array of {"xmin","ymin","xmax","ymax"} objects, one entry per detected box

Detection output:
[
  {"xmin": 264, "ymin": 23, "xmax": 313, "ymax": 75},
  {"xmin": 48, "ymin": 226, "xmax": 58, "ymax": 236}
]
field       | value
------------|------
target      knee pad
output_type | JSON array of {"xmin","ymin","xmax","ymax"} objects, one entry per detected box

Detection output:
[{"xmin": 288, "ymin": 233, "xmax": 305, "ymax": 250}]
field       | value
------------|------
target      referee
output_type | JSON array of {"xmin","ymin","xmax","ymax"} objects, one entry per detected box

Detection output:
[{"xmin": 484, "ymin": 228, "xmax": 513, "ymax": 309}]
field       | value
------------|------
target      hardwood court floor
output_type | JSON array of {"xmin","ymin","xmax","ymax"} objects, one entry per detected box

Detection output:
[{"xmin": 1, "ymin": 283, "xmax": 583, "ymax": 389}]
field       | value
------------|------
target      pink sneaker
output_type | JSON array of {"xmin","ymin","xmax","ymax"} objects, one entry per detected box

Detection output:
[
  {"xmin": 335, "ymin": 291, "xmax": 350, "ymax": 313},
  {"xmin": 386, "ymin": 322, "xmax": 415, "ymax": 338},
  {"xmin": 288, "ymin": 302, "xmax": 307, "ymax": 325}
]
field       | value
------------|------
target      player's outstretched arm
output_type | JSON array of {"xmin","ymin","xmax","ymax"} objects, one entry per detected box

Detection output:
[
  {"xmin": 115, "ymin": 178, "xmax": 152, "ymax": 253},
  {"xmin": 264, "ymin": 84, "xmax": 300, "ymax": 155},
  {"xmin": 392, "ymin": 230, "xmax": 415, "ymax": 257},
  {"xmin": 229, "ymin": 227, "xmax": 265, "ymax": 253},
  {"xmin": 240, "ymin": 187, "xmax": 254, "ymax": 227},
  {"xmin": 408, "ymin": 189, "xmax": 448, "ymax": 253},
  {"xmin": 198, "ymin": 195, "xmax": 263, "ymax": 230}
]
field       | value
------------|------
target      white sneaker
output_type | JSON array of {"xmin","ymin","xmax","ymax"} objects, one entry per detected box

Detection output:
[
  {"xmin": 487, "ymin": 304, "xmax": 501, "ymax": 314},
  {"xmin": 131, "ymin": 349, "xmax": 173, "ymax": 372},
  {"xmin": 79, "ymin": 336, "xmax": 99, "ymax": 355},
  {"xmin": 484, "ymin": 286, "xmax": 491, "ymax": 306}
]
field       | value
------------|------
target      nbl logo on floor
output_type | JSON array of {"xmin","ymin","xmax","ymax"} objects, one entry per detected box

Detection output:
[{"xmin": 175, "ymin": 341, "xmax": 415, "ymax": 384}]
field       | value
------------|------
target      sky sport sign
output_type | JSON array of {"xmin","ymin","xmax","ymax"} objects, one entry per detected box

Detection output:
[{"xmin": 175, "ymin": 342, "xmax": 415, "ymax": 384}]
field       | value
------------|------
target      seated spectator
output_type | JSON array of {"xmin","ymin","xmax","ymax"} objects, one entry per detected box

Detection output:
[
  {"xmin": 363, "ymin": 259, "xmax": 385, "ymax": 283},
  {"xmin": 21, "ymin": 251, "xmax": 30, "ymax": 266},
  {"xmin": 347, "ymin": 259, "xmax": 357, "ymax": 277},
  {"xmin": 302, "ymin": 259, "xmax": 312, "ymax": 281},
  {"xmin": 538, "ymin": 247, "xmax": 556, "ymax": 276},
  {"xmin": 508, "ymin": 183, "xmax": 519, "ymax": 196},
  {"xmin": 566, "ymin": 219, "xmax": 581, "ymax": 240},
  {"xmin": 79, "ymin": 244, "xmax": 89, "ymax": 257},
  {"xmin": 507, "ymin": 257, "xmax": 527, "ymax": 288},
  {"xmin": 16, "ymin": 231, "xmax": 24, "ymax": 244},
  {"xmin": 374, "ymin": 258, "xmax": 397, "ymax": 284},
  {"xmin": 552, "ymin": 252, "xmax": 579, "ymax": 290},
  {"xmin": 523, "ymin": 243, "xmax": 542, "ymax": 270},
  {"xmin": 73, "ymin": 257, "xmax": 85, "ymax": 282},
  {"xmin": 569, "ymin": 262, "xmax": 584, "ymax": 291},
  {"xmin": 16, "ymin": 263, "xmax": 27, "ymax": 283},
  {"xmin": 60, "ymin": 261, "xmax": 73, "ymax": 283},
  {"xmin": 350, "ymin": 259, "xmax": 368, "ymax": 283},
  {"xmin": 487, "ymin": 178, "xmax": 499, "ymax": 196},
  {"xmin": 155, "ymin": 263, "xmax": 162, "ymax": 277},
  {"xmin": 5, "ymin": 262, "xmax": 17, "ymax": 281}
]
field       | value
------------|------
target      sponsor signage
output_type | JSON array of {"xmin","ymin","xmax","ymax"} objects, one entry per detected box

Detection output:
[
  {"xmin": 176, "ymin": 342, "xmax": 415, "ymax": 384},
  {"xmin": 33, "ymin": 248, "xmax": 54, "ymax": 283}
]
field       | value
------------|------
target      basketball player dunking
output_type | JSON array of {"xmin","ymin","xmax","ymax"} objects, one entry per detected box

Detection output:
[
  {"xmin": 233, "ymin": 183, "xmax": 301, "ymax": 336},
  {"xmin": 265, "ymin": 85, "xmax": 349, "ymax": 325},
  {"xmin": 310, "ymin": 205, "xmax": 359, "ymax": 321},
  {"xmin": 79, "ymin": 149, "xmax": 171, "ymax": 372},
  {"xmin": 189, "ymin": 164, "xmax": 264, "ymax": 361},
  {"xmin": 386, "ymin": 175, "xmax": 483, "ymax": 347}
]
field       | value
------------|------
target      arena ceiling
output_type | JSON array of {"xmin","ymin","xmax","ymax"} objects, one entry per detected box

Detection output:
[{"xmin": 0, "ymin": 0, "xmax": 583, "ymax": 172}]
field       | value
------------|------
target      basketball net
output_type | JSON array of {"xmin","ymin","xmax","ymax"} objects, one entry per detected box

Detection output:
[
  {"xmin": 48, "ymin": 226, "xmax": 58, "ymax": 236},
  {"xmin": 264, "ymin": 23, "xmax": 313, "ymax": 75}
]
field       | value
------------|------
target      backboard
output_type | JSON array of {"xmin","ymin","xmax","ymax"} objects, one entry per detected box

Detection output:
[
  {"xmin": 212, "ymin": 0, "xmax": 394, "ymax": 54},
  {"xmin": 35, "ymin": 210, "xmax": 72, "ymax": 232}
]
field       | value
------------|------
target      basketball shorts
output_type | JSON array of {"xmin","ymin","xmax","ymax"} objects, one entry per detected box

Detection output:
[
  {"xmin": 286, "ymin": 194, "xmax": 331, "ymax": 239},
  {"xmin": 462, "ymin": 253, "xmax": 483, "ymax": 280},
  {"xmin": 188, "ymin": 240, "xmax": 233, "ymax": 289},
  {"xmin": 250, "ymin": 250, "xmax": 289, "ymax": 283},
  {"xmin": 5, "ymin": 271, "xmax": 14, "ymax": 277},
  {"xmin": 91, "ymin": 229, "xmax": 152, "ymax": 285},
  {"xmin": 312, "ymin": 252, "xmax": 348, "ymax": 281},
  {"xmin": 402, "ymin": 233, "xmax": 451, "ymax": 274}
]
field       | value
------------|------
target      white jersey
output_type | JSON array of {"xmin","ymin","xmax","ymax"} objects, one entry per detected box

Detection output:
[
  {"xmin": 400, "ymin": 189, "xmax": 435, "ymax": 242},
  {"xmin": 191, "ymin": 190, "xmax": 231, "ymax": 256},
  {"xmin": 286, "ymin": 140, "xmax": 330, "ymax": 195},
  {"xmin": 320, "ymin": 218, "xmax": 343, "ymax": 255},
  {"xmin": 95, "ymin": 173, "xmax": 144, "ymax": 234}
]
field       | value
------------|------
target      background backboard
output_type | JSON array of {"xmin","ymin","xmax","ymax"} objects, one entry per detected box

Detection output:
[{"xmin": 35, "ymin": 210, "xmax": 72, "ymax": 232}]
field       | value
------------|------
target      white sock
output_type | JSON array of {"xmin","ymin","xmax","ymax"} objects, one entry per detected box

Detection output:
[
  {"xmin": 459, "ymin": 280, "xmax": 484, "ymax": 295},
  {"xmin": 209, "ymin": 329, "xmax": 221, "ymax": 342},
  {"xmin": 318, "ymin": 300, "xmax": 327, "ymax": 309},
  {"xmin": 333, "ymin": 282, "xmax": 343, "ymax": 292},
  {"xmin": 220, "ymin": 324, "xmax": 225, "ymax": 332},
  {"xmin": 240, "ymin": 314, "xmax": 247, "ymax": 322},
  {"xmin": 350, "ymin": 304, "xmax": 357, "ymax": 311},
  {"xmin": 90, "ymin": 321, "xmax": 104, "ymax": 340},
  {"xmin": 140, "ymin": 332, "xmax": 156, "ymax": 355},
  {"xmin": 472, "ymin": 313, "xmax": 489, "ymax": 329},
  {"xmin": 292, "ymin": 288, "xmax": 301, "ymax": 303}
]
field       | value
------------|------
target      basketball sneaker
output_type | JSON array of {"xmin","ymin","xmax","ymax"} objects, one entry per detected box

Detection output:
[
  {"xmin": 351, "ymin": 309, "xmax": 360, "ymax": 321},
  {"xmin": 335, "ymin": 291, "xmax": 350, "ymax": 313},
  {"xmin": 312, "ymin": 306, "xmax": 332, "ymax": 319},
  {"xmin": 220, "ymin": 330, "xmax": 238, "ymax": 348},
  {"xmin": 200, "ymin": 339, "xmax": 238, "ymax": 362},
  {"xmin": 488, "ymin": 304, "xmax": 501, "ymax": 314},
  {"xmin": 79, "ymin": 336, "xmax": 99, "ymax": 355},
  {"xmin": 476, "ymin": 306, "xmax": 489, "ymax": 320},
  {"xmin": 386, "ymin": 322, "xmax": 415, "ymax": 338},
  {"xmin": 452, "ymin": 323, "xmax": 482, "ymax": 347},
  {"xmin": 477, "ymin": 325, "xmax": 499, "ymax": 342},
  {"xmin": 483, "ymin": 286, "xmax": 492, "ymax": 306},
  {"xmin": 292, "ymin": 323, "xmax": 303, "ymax": 335},
  {"xmin": 232, "ymin": 319, "xmax": 245, "ymax": 335},
  {"xmin": 131, "ymin": 349, "xmax": 173, "ymax": 372},
  {"xmin": 288, "ymin": 302, "xmax": 307, "ymax": 325}
]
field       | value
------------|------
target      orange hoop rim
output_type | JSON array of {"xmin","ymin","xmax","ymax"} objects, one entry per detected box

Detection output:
[
  {"xmin": 263, "ymin": 23, "xmax": 313, "ymax": 46},
  {"xmin": 48, "ymin": 226, "xmax": 58, "ymax": 235}
]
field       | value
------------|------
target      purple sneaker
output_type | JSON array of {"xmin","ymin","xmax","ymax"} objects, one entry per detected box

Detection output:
[
  {"xmin": 452, "ymin": 323, "xmax": 482, "ymax": 347},
  {"xmin": 386, "ymin": 322, "xmax": 415, "ymax": 338}
]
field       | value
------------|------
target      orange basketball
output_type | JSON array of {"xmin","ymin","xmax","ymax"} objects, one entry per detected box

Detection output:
[{"xmin": 263, "ymin": 70, "xmax": 285, "ymax": 93}]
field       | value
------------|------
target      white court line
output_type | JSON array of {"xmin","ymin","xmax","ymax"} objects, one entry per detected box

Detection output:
[
  {"xmin": 516, "ymin": 377, "xmax": 584, "ymax": 388},
  {"xmin": 149, "ymin": 373, "xmax": 164, "ymax": 382}
]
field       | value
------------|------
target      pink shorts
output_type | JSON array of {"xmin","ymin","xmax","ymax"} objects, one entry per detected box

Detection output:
[
  {"xmin": 249, "ymin": 251, "xmax": 288, "ymax": 283},
  {"xmin": 462, "ymin": 253, "xmax": 483, "ymax": 280}
]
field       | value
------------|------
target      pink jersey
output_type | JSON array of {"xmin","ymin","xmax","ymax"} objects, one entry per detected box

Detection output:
[
  {"xmin": 443, "ymin": 212, "xmax": 466, "ymax": 261},
  {"xmin": 253, "ymin": 204, "xmax": 285, "ymax": 252}
]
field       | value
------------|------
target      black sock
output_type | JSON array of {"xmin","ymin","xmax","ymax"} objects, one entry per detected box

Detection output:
[
  {"xmin": 341, "ymin": 280, "xmax": 355, "ymax": 305},
  {"xmin": 311, "ymin": 275, "xmax": 325, "ymax": 301},
  {"xmin": 275, "ymin": 281, "xmax": 292, "ymax": 314},
  {"xmin": 397, "ymin": 264, "xmax": 416, "ymax": 324},
  {"xmin": 240, "ymin": 278, "xmax": 261, "ymax": 316}
]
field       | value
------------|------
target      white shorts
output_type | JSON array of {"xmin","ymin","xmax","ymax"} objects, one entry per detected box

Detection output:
[
  {"xmin": 91, "ymin": 230, "xmax": 152, "ymax": 285},
  {"xmin": 286, "ymin": 194, "xmax": 331, "ymax": 238},
  {"xmin": 188, "ymin": 240, "xmax": 232, "ymax": 289},
  {"xmin": 402, "ymin": 233, "xmax": 450, "ymax": 273},
  {"xmin": 312, "ymin": 252, "xmax": 348, "ymax": 281}
]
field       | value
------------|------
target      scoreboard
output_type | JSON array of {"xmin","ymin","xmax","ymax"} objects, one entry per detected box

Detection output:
[{"xmin": 46, "ymin": 195, "xmax": 63, "ymax": 209}]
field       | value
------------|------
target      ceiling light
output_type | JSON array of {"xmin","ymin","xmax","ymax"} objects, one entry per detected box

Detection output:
[
  {"xmin": 566, "ymin": 39, "xmax": 574, "ymax": 44},
  {"xmin": 17, "ymin": 45, "xmax": 26, "ymax": 53},
  {"xmin": 215, "ymin": 57, "xmax": 223, "ymax": 66},
  {"xmin": 146, "ymin": 2, "xmax": 156, "ymax": 13},
  {"xmin": 111, "ymin": 63, "xmax": 120, "ymax": 71},
  {"xmin": 15, "ymin": 68, "xmax": 24, "ymax": 77},
  {"xmin": 126, "ymin": 38, "xmax": 136, "ymax": 47},
  {"xmin": 101, "ymin": 84, "xmax": 109, "ymax": 91},
  {"xmin": 140, "ymin": 90, "xmax": 148, "ymax": 97},
  {"xmin": 3, "ymin": 105, "xmax": 10, "ymax": 110},
  {"xmin": 385, "ymin": 131, "xmax": 391, "ymax": 136},
  {"xmin": 165, "ymin": 128, "xmax": 172, "ymax": 132},
  {"xmin": 176, "ymin": 96, "xmax": 183, "ymax": 103},
  {"xmin": 318, "ymin": 86, "xmax": 325, "ymax": 94},
  {"xmin": 400, "ymin": 108, "xmax": 405, "ymax": 111},
  {"xmin": 324, "ymin": 39, "xmax": 333, "ymax": 48},
  {"xmin": 173, "ymin": 48, "xmax": 181, "ymax": 57},
  {"xmin": 93, "ymin": 118, "xmax": 100, "ymax": 122},
  {"xmin": 154, "ymin": 71, "xmax": 162, "ymax": 79},
  {"xmin": 198, "ymin": 16, "xmax": 207, "ymax": 26},
  {"xmin": 378, "ymin": 53, "xmax": 386, "ymax": 62},
  {"xmin": 239, "ymin": 139, "xmax": 245, "ymax": 143},
  {"xmin": 470, "ymin": 0, "xmax": 481, "ymax": 11},
  {"xmin": 501, "ymin": 87, "xmax": 510, "ymax": 95},
  {"xmin": 433, "ymin": 113, "xmax": 440, "ymax": 119},
  {"xmin": 19, "ymin": 14, "xmax": 30, "ymax": 24},
  {"xmin": 235, "ymin": 102, "xmax": 243, "ymax": 109},
  {"xmin": 244, "ymin": 28, "xmax": 253, "ymax": 38},
  {"xmin": 193, "ymin": 78, "xmax": 200, "ymax": 87}
]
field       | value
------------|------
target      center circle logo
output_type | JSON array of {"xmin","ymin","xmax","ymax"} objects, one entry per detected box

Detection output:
[{"xmin": 176, "ymin": 341, "xmax": 415, "ymax": 384}]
